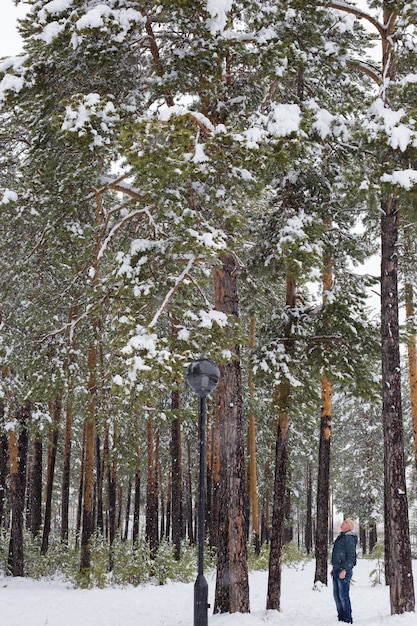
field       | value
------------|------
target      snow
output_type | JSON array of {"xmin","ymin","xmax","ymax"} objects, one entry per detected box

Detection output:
[
  {"xmin": 206, "ymin": 0, "xmax": 233, "ymax": 34},
  {"xmin": 0, "ymin": 558, "xmax": 416, "ymax": 625},
  {"xmin": 381, "ymin": 169, "xmax": 417, "ymax": 190}
]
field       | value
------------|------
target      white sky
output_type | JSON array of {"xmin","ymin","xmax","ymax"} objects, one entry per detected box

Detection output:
[{"xmin": 0, "ymin": 1, "xmax": 28, "ymax": 57}]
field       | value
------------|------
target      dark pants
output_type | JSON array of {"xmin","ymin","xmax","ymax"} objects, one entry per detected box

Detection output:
[{"xmin": 332, "ymin": 569, "xmax": 353, "ymax": 623}]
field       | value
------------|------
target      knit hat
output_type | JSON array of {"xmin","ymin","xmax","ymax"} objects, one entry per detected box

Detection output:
[{"xmin": 344, "ymin": 518, "xmax": 355, "ymax": 531}]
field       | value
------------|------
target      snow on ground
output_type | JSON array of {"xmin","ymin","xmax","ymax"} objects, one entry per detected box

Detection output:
[{"xmin": 0, "ymin": 558, "xmax": 416, "ymax": 626}]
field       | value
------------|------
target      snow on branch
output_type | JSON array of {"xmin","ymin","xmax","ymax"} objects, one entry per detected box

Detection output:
[
  {"xmin": 97, "ymin": 207, "xmax": 155, "ymax": 260},
  {"xmin": 149, "ymin": 255, "xmax": 196, "ymax": 328},
  {"xmin": 327, "ymin": 1, "xmax": 386, "ymax": 38}
]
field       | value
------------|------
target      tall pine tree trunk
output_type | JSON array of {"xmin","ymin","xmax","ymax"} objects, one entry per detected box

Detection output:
[
  {"xmin": 404, "ymin": 280, "xmax": 417, "ymax": 474},
  {"xmin": 248, "ymin": 316, "xmax": 260, "ymax": 553},
  {"xmin": 305, "ymin": 462, "xmax": 313, "ymax": 555},
  {"xmin": 381, "ymin": 196, "xmax": 415, "ymax": 612},
  {"xmin": 29, "ymin": 433, "xmax": 42, "ymax": 538},
  {"xmin": 267, "ymin": 269, "xmax": 296, "ymax": 610},
  {"xmin": 171, "ymin": 388, "xmax": 183, "ymax": 559},
  {"xmin": 146, "ymin": 419, "xmax": 159, "ymax": 555},
  {"xmin": 314, "ymin": 376, "xmax": 332, "ymax": 583},
  {"xmin": 132, "ymin": 441, "xmax": 141, "ymax": 545},
  {"xmin": 8, "ymin": 402, "xmax": 30, "ymax": 576},
  {"xmin": 80, "ymin": 343, "xmax": 97, "ymax": 574},
  {"xmin": 314, "ymin": 243, "xmax": 333, "ymax": 584},
  {"xmin": 266, "ymin": 384, "xmax": 291, "ymax": 610},
  {"xmin": 41, "ymin": 395, "xmax": 62, "ymax": 555},
  {"xmin": 213, "ymin": 253, "xmax": 249, "ymax": 615}
]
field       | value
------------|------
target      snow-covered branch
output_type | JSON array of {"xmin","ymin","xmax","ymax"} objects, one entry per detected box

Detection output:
[
  {"xmin": 327, "ymin": 1, "xmax": 386, "ymax": 38},
  {"xmin": 149, "ymin": 256, "xmax": 196, "ymax": 328}
]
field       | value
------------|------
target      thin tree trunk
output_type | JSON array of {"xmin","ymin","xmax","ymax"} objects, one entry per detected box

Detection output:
[
  {"xmin": 404, "ymin": 280, "xmax": 417, "ymax": 475},
  {"xmin": 107, "ymin": 426, "xmax": 117, "ymax": 569},
  {"xmin": 213, "ymin": 253, "xmax": 249, "ymax": 615},
  {"xmin": 41, "ymin": 395, "xmax": 62, "ymax": 555},
  {"xmin": 61, "ymin": 398, "xmax": 73, "ymax": 544},
  {"xmin": 209, "ymin": 401, "xmax": 221, "ymax": 548},
  {"xmin": 8, "ymin": 402, "xmax": 30, "ymax": 576},
  {"xmin": 314, "ymin": 376, "xmax": 332, "ymax": 584},
  {"xmin": 267, "ymin": 268, "xmax": 296, "ymax": 610},
  {"xmin": 171, "ymin": 388, "xmax": 182, "ymax": 559},
  {"xmin": 185, "ymin": 439, "xmax": 194, "ymax": 545},
  {"xmin": 132, "ymin": 444, "xmax": 141, "ymax": 545},
  {"xmin": 30, "ymin": 434, "xmax": 43, "ymax": 538},
  {"xmin": 266, "ymin": 386, "xmax": 291, "ymax": 610},
  {"xmin": 248, "ymin": 316, "xmax": 260, "ymax": 553},
  {"xmin": 305, "ymin": 463, "xmax": 313, "ymax": 555},
  {"xmin": 381, "ymin": 195, "xmax": 415, "ymax": 612},
  {"xmin": 146, "ymin": 419, "xmax": 159, "ymax": 555},
  {"xmin": 0, "ymin": 429, "xmax": 8, "ymax": 529},
  {"xmin": 80, "ymin": 343, "xmax": 97, "ymax": 573},
  {"xmin": 123, "ymin": 477, "xmax": 132, "ymax": 542},
  {"xmin": 314, "ymin": 243, "xmax": 333, "ymax": 584},
  {"xmin": 61, "ymin": 304, "xmax": 77, "ymax": 544}
]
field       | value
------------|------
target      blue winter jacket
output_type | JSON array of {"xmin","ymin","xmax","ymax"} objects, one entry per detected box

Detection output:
[{"xmin": 331, "ymin": 531, "xmax": 358, "ymax": 571}]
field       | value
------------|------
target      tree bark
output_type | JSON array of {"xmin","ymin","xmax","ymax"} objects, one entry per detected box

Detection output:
[
  {"xmin": 146, "ymin": 419, "xmax": 159, "ymax": 555},
  {"xmin": 41, "ymin": 395, "xmax": 62, "ymax": 555},
  {"xmin": 185, "ymin": 439, "xmax": 194, "ymax": 545},
  {"xmin": 30, "ymin": 434, "xmax": 43, "ymax": 537},
  {"xmin": 213, "ymin": 253, "xmax": 249, "ymax": 615},
  {"xmin": 305, "ymin": 462, "xmax": 313, "ymax": 555},
  {"xmin": 267, "ymin": 387, "xmax": 290, "ymax": 610},
  {"xmin": 132, "ymin": 444, "xmax": 141, "ymax": 545},
  {"xmin": 61, "ymin": 398, "xmax": 73, "ymax": 544},
  {"xmin": 171, "ymin": 388, "xmax": 183, "ymax": 559},
  {"xmin": 0, "ymin": 429, "xmax": 8, "ymax": 529},
  {"xmin": 248, "ymin": 316, "xmax": 260, "ymax": 553},
  {"xmin": 80, "ymin": 343, "xmax": 97, "ymax": 573},
  {"xmin": 381, "ymin": 196, "xmax": 415, "ymax": 613},
  {"xmin": 404, "ymin": 280, "xmax": 417, "ymax": 475},
  {"xmin": 8, "ymin": 402, "xmax": 30, "ymax": 576},
  {"xmin": 314, "ymin": 376, "xmax": 332, "ymax": 584},
  {"xmin": 267, "ymin": 268, "xmax": 296, "ymax": 610}
]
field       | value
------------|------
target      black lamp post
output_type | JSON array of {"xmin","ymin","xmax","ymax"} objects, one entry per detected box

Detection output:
[{"xmin": 186, "ymin": 358, "xmax": 220, "ymax": 626}]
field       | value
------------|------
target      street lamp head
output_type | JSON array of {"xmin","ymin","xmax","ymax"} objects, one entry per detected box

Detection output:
[{"xmin": 186, "ymin": 358, "xmax": 220, "ymax": 398}]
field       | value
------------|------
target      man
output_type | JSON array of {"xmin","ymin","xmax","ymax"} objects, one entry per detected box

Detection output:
[{"xmin": 331, "ymin": 518, "xmax": 358, "ymax": 624}]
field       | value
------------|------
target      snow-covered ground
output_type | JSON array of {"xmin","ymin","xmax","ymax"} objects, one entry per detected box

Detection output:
[{"xmin": 0, "ymin": 558, "xmax": 416, "ymax": 626}]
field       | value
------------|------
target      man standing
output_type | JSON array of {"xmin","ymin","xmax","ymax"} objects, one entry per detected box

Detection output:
[{"xmin": 331, "ymin": 519, "xmax": 358, "ymax": 623}]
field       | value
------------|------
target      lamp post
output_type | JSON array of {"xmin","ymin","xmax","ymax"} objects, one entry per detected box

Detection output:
[{"xmin": 186, "ymin": 358, "xmax": 220, "ymax": 626}]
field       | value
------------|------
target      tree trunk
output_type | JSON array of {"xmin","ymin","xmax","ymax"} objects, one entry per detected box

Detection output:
[
  {"xmin": 80, "ymin": 343, "xmax": 97, "ymax": 573},
  {"xmin": 267, "ymin": 267, "xmax": 296, "ymax": 610},
  {"xmin": 61, "ymin": 398, "xmax": 73, "ymax": 544},
  {"xmin": 404, "ymin": 280, "xmax": 417, "ymax": 475},
  {"xmin": 185, "ymin": 439, "xmax": 194, "ymax": 545},
  {"xmin": 107, "ymin": 426, "xmax": 117, "ymax": 569},
  {"xmin": 314, "ymin": 376, "xmax": 332, "ymax": 584},
  {"xmin": 381, "ymin": 196, "xmax": 415, "ymax": 613},
  {"xmin": 171, "ymin": 388, "xmax": 183, "ymax": 559},
  {"xmin": 146, "ymin": 419, "xmax": 159, "ymax": 555},
  {"xmin": 305, "ymin": 462, "xmax": 313, "ymax": 555},
  {"xmin": 123, "ymin": 477, "xmax": 132, "ymax": 542},
  {"xmin": 213, "ymin": 253, "xmax": 249, "ymax": 615},
  {"xmin": 41, "ymin": 395, "xmax": 62, "ymax": 555},
  {"xmin": 209, "ymin": 401, "xmax": 221, "ymax": 548},
  {"xmin": 248, "ymin": 316, "xmax": 260, "ymax": 553},
  {"xmin": 0, "ymin": 430, "xmax": 8, "ymax": 529},
  {"xmin": 267, "ymin": 386, "xmax": 290, "ymax": 611},
  {"xmin": 30, "ymin": 434, "xmax": 43, "ymax": 538},
  {"xmin": 369, "ymin": 522, "xmax": 377, "ymax": 554},
  {"xmin": 132, "ymin": 449, "xmax": 141, "ymax": 545},
  {"xmin": 8, "ymin": 402, "xmax": 30, "ymax": 576}
]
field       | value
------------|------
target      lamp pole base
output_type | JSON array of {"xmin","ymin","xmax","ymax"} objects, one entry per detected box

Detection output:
[{"xmin": 194, "ymin": 573, "xmax": 209, "ymax": 626}]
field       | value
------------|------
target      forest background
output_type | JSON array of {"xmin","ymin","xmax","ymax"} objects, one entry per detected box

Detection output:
[{"xmin": 1, "ymin": 0, "xmax": 417, "ymax": 618}]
